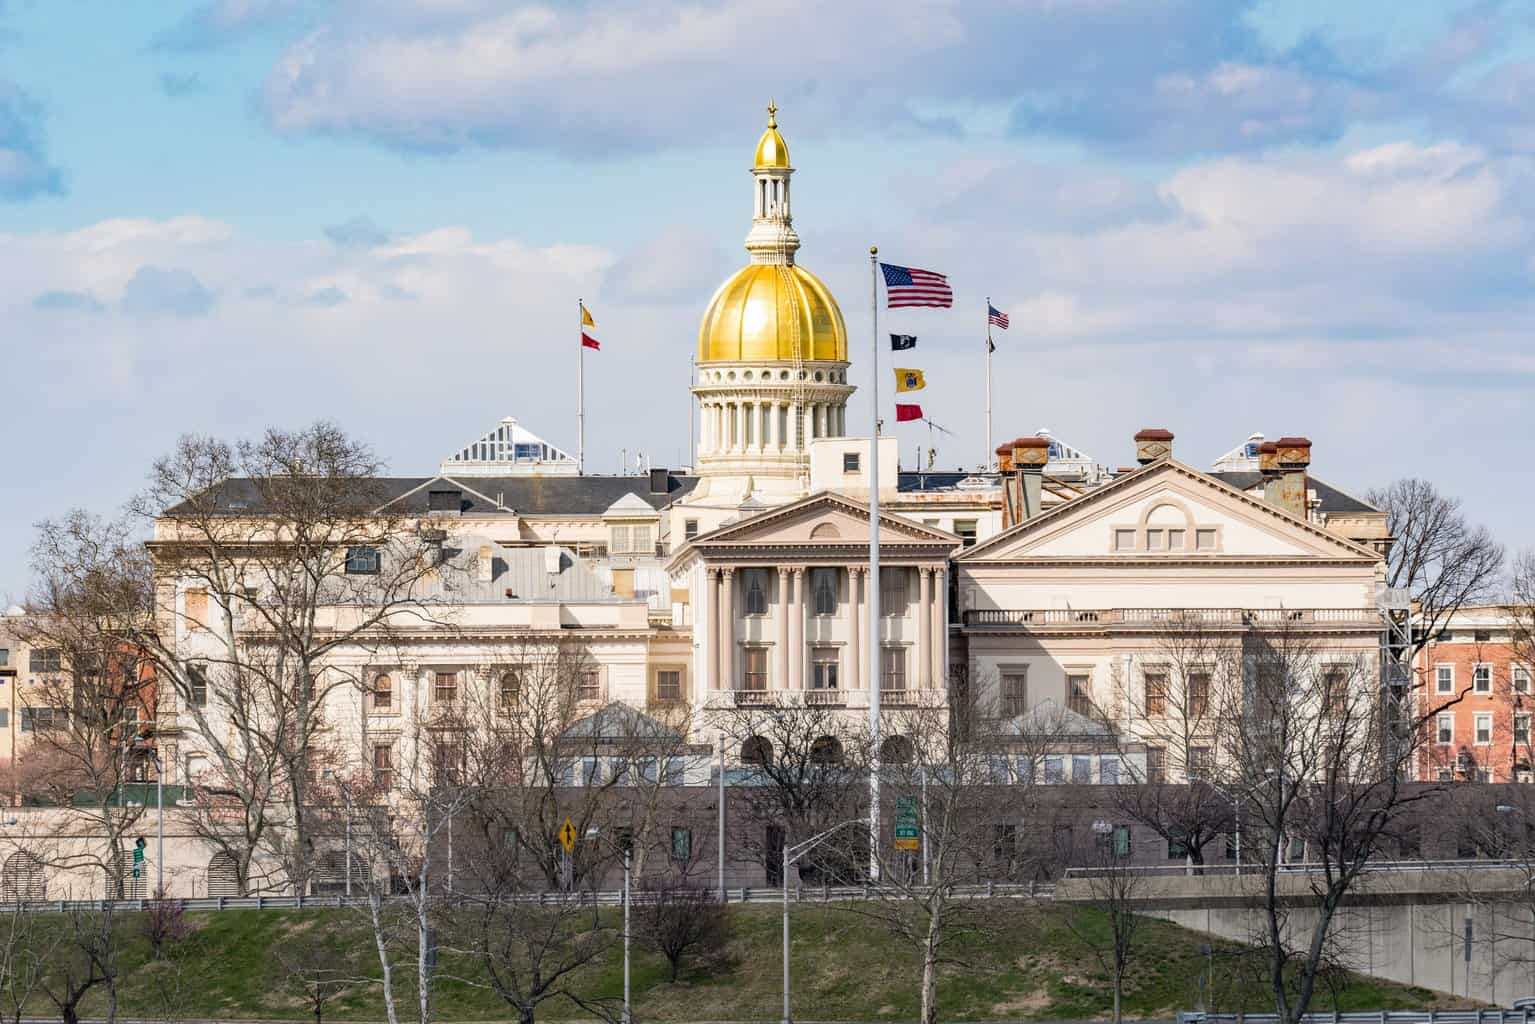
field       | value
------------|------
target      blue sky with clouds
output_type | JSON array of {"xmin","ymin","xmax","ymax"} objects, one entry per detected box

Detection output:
[{"xmin": 3, "ymin": 0, "xmax": 1535, "ymax": 597}]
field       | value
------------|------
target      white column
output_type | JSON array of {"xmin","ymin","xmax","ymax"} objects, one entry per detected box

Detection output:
[
  {"xmin": 766, "ymin": 400, "xmax": 778, "ymax": 451},
  {"xmin": 719, "ymin": 568, "xmax": 734, "ymax": 689},
  {"xmin": 918, "ymin": 568, "xmax": 933, "ymax": 689},
  {"xmin": 732, "ymin": 403, "xmax": 742, "ymax": 452},
  {"xmin": 790, "ymin": 569, "xmax": 806, "ymax": 690},
  {"xmin": 777, "ymin": 567, "xmax": 791, "ymax": 689},
  {"xmin": 848, "ymin": 568, "xmax": 861, "ymax": 692},
  {"xmin": 706, "ymin": 569, "xmax": 720, "ymax": 690},
  {"xmin": 857, "ymin": 567, "xmax": 870, "ymax": 691},
  {"xmin": 931, "ymin": 566, "xmax": 946, "ymax": 689}
]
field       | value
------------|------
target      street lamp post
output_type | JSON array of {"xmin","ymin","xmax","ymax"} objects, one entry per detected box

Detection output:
[
  {"xmin": 133, "ymin": 742, "xmax": 164, "ymax": 897},
  {"xmin": 587, "ymin": 828, "xmax": 633, "ymax": 1024},
  {"xmin": 781, "ymin": 820, "xmax": 864, "ymax": 1024}
]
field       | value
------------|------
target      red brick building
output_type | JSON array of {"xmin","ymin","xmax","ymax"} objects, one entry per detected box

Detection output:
[{"xmin": 1416, "ymin": 606, "xmax": 1533, "ymax": 782}]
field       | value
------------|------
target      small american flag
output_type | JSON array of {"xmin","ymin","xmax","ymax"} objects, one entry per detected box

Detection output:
[
  {"xmin": 988, "ymin": 304, "xmax": 1009, "ymax": 330},
  {"xmin": 880, "ymin": 263, "xmax": 952, "ymax": 308}
]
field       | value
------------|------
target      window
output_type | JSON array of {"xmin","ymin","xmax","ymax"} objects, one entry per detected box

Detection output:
[
  {"xmin": 578, "ymin": 670, "xmax": 601, "ymax": 702},
  {"xmin": 655, "ymin": 669, "xmax": 682, "ymax": 703},
  {"xmin": 0, "ymin": 648, "xmax": 9, "ymax": 667},
  {"xmin": 993, "ymin": 823, "xmax": 1017, "ymax": 866},
  {"xmin": 842, "ymin": 452, "xmax": 860, "ymax": 473},
  {"xmin": 499, "ymin": 671, "xmax": 521, "ymax": 712},
  {"xmin": 1195, "ymin": 529, "xmax": 1218, "ymax": 551},
  {"xmin": 345, "ymin": 546, "xmax": 380, "ymax": 574},
  {"xmin": 609, "ymin": 524, "xmax": 652, "ymax": 555},
  {"xmin": 1190, "ymin": 746, "xmax": 1213, "ymax": 778},
  {"xmin": 743, "ymin": 569, "xmax": 768, "ymax": 616},
  {"xmin": 671, "ymin": 827, "xmax": 692, "ymax": 862},
  {"xmin": 1475, "ymin": 630, "xmax": 1493, "ymax": 643},
  {"xmin": 372, "ymin": 673, "xmax": 393, "ymax": 712},
  {"xmin": 880, "ymin": 568, "xmax": 908, "ymax": 617},
  {"xmin": 1100, "ymin": 755, "xmax": 1121, "ymax": 785},
  {"xmin": 433, "ymin": 743, "xmax": 463, "ymax": 786},
  {"xmin": 1113, "ymin": 529, "xmax": 1136, "ymax": 552},
  {"xmin": 19, "ymin": 708, "xmax": 61, "ymax": 733},
  {"xmin": 183, "ymin": 588, "xmax": 209, "ymax": 632},
  {"xmin": 1323, "ymin": 669, "xmax": 1348, "ymax": 718},
  {"xmin": 610, "ymin": 525, "xmax": 629, "ymax": 554},
  {"xmin": 373, "ymin": 744, "xmax": 394, "ymax": 790},
  {"xmin": 881, "ymin": 647, "xmax": 907, "ymax": 693},
  {"xmin": 1000, "ymin": 672, "xmax": 1028, "ymax": 717},
  {"xmin": 1146, "ymin": 747, "xmax": 1165, "ymax": 784},
  {"xmin": 1112, "ymin": 825, "xmax": 1131, "ymax": 857},
  {"xmin": 434, "ymin": 672, "xmax": 458, "ymax": 705},
  {"xmin": 954, "ymin": 520, "xmax": 977, "ymax": 547},
  {"xmin": 811, "ymin": 568, "xmax": 838, "ymax": 616},
  {"xmin": 1515, "ymin": 665, "xmax": 1531, "ymax": 694},
  {"xmin": 1144, "ymin": 673, "xmax": 1167, "ymax": 717},
  {"xmin": 1437, "ymin": 713, "xmax": 1454, "ymax": 745},
  {"xmin": 742, "ymin": 648, "xmax": 768, "ymax": 692},
  {"xmin": 811, "ymin": 648, "xmax": 838, "ymax": 690},
  {"xmin": 1474, "ymin": 664, "xmax": 1492, "ymax": 694},
  {"xmin": 1067, "ymin": 674, "xmax": 1092, "ymax": 717},
  {"xmin": 1436, "ymin": 665, "xmax": 1454, "ymax": 694},
  {"xmin": 1188, "ymin": 672, "xmax": 1210, "ymax": 717},
  {"xmin": 684, "ymin": 519, "xmax": 699, "ymax": 541},
  {"xmin": 1475, "ymin": 712, "xmax": 1493, "ymax": 745},
  {"xmin": 1042, "ymin": 756, "xmax": 1064, "ymax": 784},
  {"xmin": 188, "ymin": 664, "xmax": 208, "ymax": 708},
  {"xmin": 1071, "ymin": 755, "xmax": 1091, "ymax": 782},
  {"xmin": 1168, "ymin": 832, "xmax": 1189, "ymax": 859},
  {"xmin": 29, "ymin": 648, "xmax": 61, "ymax": 674},
  {"xmin": 1515, "ymin": 713, "xmax": 1530, "ymax": 746}
]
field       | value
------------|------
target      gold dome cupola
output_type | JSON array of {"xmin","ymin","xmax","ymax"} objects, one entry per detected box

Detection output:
[{"xmin": 689, "ymin": 101, "xmax": 854, "ymax": 502}]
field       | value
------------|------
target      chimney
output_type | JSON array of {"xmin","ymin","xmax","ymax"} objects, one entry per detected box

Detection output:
[
  {"xmin": 649, "ymin": 467, "xmax": 669, "ymax": 494},
  {"xmin": 477, "ymin": 544, "xmax": 494, "ymax": 583},
  {"xmin": 995, "ymin": 443, "xmax": 1015, "ymax": 475},
  {"xmin": 1261, "ymin": 437, "xmax": 1312, "ymax": 519},
  {"xmin": 1001, "ymin": 436, "xmax": 1050, "ymax": 529},
  {"xmin": 1133, "ymin": 428, "xmax": 1174, "ymax": 466}
]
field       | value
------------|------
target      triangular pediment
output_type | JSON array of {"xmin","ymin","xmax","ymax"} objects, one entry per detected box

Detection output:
[
  {"xmin": 960, "ymin": 460, "xmax": 1378, "ymax": 563},
  {"xmin": 677, "ymin": 491, "xmax": 959, "ymax": 559}
]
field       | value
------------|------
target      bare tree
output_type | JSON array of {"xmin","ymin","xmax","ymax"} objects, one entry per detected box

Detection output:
[
  {"xmin": 141, "ymin": 887, "xmax": 192, "ymax": 959},
  {"xmin": 1368, "ymin": 478, "xmax": 1503, "ymax": 652},
  {"xmin": 15, "ymin": 513, "xmax": 154, "ymax": 897},
  {"xmin": 39, "ymin": 907, "xmax": 121, "ymax": 1024},
  {"xmin": 1059, "ymin": 842, "xmax": 1145, "ymax": 1024},
  {"xmin": 0, "ymin": 902, "xmax": 59, "ymax": 1024},
  {"xmin": 275, "ymin": 930, "xmax": 367, "ymax": 1024},
  {"xmin": 633, "ymin": 879, "xmax": 729, "ymax": 982},
  {"xmin": 1218, "ymin": 622, "xmax": 1436, "ymax": 1024},
  {"xmin": 128, "ymin": 423, "xmax": 449, "ymax": 894}
]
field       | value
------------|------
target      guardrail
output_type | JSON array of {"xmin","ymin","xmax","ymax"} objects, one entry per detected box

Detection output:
[
  {"xmin": 1186, "ymin": 1012, "xmax": 1532, "ymax": 1024},
  {"xmin": 1066, "ymin": 859, "xmax": 1533, "ymax": 879},
  {"xmin": 0, "ymin": 880, "xmax": 1055, "ymax": 915}
]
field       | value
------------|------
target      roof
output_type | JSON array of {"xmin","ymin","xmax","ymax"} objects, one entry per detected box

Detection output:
[
  {"xmin": 897, "ymin": 471, "xmax": 994, "ymax": 494},
  {"xmin": 168, "ymin": 473, "xmax": 698, "ymax": 518},
  {"xmin": 423, "ymin": 538, "xmax": 613, "ymax": 603},
  {"xmin": 559, "ymin": 702, "xmax": 683, "ymax": 742},
  {"xmin": 1208, "ymin": 471, "xmax": 1378, "ymax": 515}
]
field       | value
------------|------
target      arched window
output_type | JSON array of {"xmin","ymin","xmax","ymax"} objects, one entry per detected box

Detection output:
[
  {"xmin": 809, "ymin": 522, "xmax": 841, "ymax": 540},
  {"xmin": 880, "ymin": 735, "xmax": 914, "ymax": 765},
  {"xmin": 371, "ymin": 673, "xmax": 393, "ymax": 712},
  {"xmin": 812, "ymin": 568, "xmax": 838, "ymax": 616},
  {"xmin": 743, "ymin": 569, "xmax": 768, "ymax": 616},
  {"xmin": 741, "ymin": 736, "xmax": 773, "ymax": 766},
  {"xmin": 207, "ymin": 852, "xmax": 242, "ymax": 897},
  {"xmin": 1, "ymin": 852, "xmax": 44, "ymax": 901},
  {"xmin": 810, "ymin": 736, "xmax": 844, "ymax": 765}
]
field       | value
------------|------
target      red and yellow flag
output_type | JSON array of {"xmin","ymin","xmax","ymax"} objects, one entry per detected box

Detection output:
[{"xmin": 581, "ymin": 304, "xmax": 600, "ymax": 350}]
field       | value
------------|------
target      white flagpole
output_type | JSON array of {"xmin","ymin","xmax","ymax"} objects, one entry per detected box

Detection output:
[
  {"xmin": 868, "ymin": 247, "xmax": 882, "ymax": 883},
  {"xmin": 985, "ymin": 296, "xmax": 993, "ymax": 471},
  {"xmin": 578, "ymin": 299, "xmax": 586, "ymax": 476}
]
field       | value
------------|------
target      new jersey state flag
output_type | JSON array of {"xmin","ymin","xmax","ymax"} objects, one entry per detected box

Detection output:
[{"xmin": 894, "ymin": 368, "xmax": 926, "ymax": 393}]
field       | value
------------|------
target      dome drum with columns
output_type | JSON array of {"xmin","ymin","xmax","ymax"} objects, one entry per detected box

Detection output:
[{"xmin": 690, "ymin": 103, "xmax": 853, "ymax": 504}]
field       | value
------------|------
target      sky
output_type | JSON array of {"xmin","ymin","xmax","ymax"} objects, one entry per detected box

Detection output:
[{"xmin": 3, "ymin": 0, "xmax": 1535, "ymax": 599}]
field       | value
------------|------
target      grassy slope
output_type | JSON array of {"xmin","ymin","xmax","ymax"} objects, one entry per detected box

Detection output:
[{"xmin": 42, "ymin": 902, "xmax": 1457, "ymax": 1022}]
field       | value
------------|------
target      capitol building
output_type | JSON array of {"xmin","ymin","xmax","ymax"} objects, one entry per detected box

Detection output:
[{"xmin": 0, "ymin": 107, "xmax": 1401, "ymax": 897}]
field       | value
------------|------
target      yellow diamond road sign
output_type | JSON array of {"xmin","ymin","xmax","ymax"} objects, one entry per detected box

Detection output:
[{"xmin": 559, "ymin": 817, "xmax": 577, "ymax": 854}]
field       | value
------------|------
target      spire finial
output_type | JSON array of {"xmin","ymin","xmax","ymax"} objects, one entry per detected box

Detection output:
[{"xmin": 766, "ymin": 98, "xmax": 778, "ymax": 128}]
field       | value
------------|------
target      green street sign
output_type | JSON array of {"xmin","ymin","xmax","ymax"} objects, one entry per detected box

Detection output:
[
  {"xmin": 894, "ymin": 795, "xmax": 920, "ymax": 851},
  {"xmin": 131, "ymin": 867, "xmax": 141, "ymax": 879},
  {"xmin": 132, "ymin": 847, "xmax": 144, "ymax": 864}
]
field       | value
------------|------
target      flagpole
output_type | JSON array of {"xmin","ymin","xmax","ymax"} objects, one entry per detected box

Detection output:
[
  {"xmin": 985, "ymin": 296, "xmax": 993, "ymax": 471},
  {"xmin": 578, "ymin": 298, "xmax": 586, "ymax": 476},
  {"xmin": 868, "ymin": 246, "xmax": 882, "ymax": 884}
]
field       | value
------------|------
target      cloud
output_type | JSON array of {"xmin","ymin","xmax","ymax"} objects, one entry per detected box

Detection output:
[
  {"xmin": 324, "ymin": 215, "xmax": 389, "ymax": 248},
  {"xmin": 0, "ymin": 81, "xmax": 64, "ymax": 200},
  {"xmin": 158, "ymin": 71, "xmax": 208, "ymax": 98},
  {"xmin": 602, "ymin": 227, "xmax": 728, "ymax": 303},
  {"xmin": 302, "ymin": 285, "xmax": 347, "ymax": 307},
  {"xmin": 32, "ymin": 289, "xmax": 104, "ymax": 313},
  {"xmin": 152, "ymin": 0, "xmax": 314, "ymax": 51},
  {"xmin": 121, "ymin": 266, "xmax": 217, "ymax": 317}
]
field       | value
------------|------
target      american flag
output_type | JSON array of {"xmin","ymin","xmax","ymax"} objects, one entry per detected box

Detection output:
[
  {"xmin": 988, "ymin": 304, "xmax": 1009, "ymax": 330},
  {"xmin": 880, "ymin": 263, "xmax": 952, "ymax": 308}
]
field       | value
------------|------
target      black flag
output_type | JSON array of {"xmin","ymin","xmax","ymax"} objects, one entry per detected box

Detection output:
[
  {"xmin": 986, "ymin": 337, "xmax": 995, "ymax": 353},
  {"xmin": 890, "ymin": 333, "xmax": 917, "ymax": 351}
]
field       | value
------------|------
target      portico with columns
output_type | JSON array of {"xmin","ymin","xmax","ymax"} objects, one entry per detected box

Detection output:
[{"xmin": 669, "ymin": 493, "xmax": 959, "ymax": 735}]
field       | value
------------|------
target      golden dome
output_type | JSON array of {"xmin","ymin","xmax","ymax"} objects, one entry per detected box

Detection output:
[
  {"xmin": 697, "ymin": 263, "xmax": 847, "ymax": 363},
  {"xmin": 754, "ymin": 101, "xmax": 790, "ymax": 169}
]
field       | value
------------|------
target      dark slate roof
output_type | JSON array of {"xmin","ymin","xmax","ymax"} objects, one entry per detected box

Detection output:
[
  {"xmin": 1208, "ymin": 472, "xmax": 1378, "ymax": 515},
  {"xmin": 897, "ymin": 471, "xmax": 996, "ymax": 493},
  {"xmin": 169, "ymin": 473, "xmax": 698, "ymax": 517}
]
